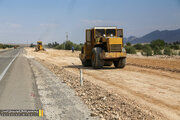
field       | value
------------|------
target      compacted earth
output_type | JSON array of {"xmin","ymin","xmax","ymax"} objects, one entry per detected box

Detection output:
[{"xmin": 25, "ymin": 48, "xmax": 180, "ymax": 120}]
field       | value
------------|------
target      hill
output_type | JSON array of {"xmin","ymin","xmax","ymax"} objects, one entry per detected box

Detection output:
[{"xmin": 125, "ymin": 29, "xmax": 180, "ymax": 44}]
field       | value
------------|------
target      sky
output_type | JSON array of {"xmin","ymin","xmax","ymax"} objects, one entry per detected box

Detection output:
[{"xmin": 0, "ymin": 0, "xmax": 180, "ymax": 44}]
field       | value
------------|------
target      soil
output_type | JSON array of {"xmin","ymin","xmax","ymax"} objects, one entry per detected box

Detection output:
[{"xmin": 25, "ymin": 48, "xmax": 180, "ymax": 120}]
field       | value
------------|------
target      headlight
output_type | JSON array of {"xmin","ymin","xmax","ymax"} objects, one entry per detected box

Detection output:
[{"xmin": 122, "ymin": 48, "xmax": 126, "ymax": 53}]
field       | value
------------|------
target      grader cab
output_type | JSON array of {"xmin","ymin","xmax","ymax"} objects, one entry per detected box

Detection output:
[{"xmin": 79, "ymin": 27, "xmax": 126, "ymax": 69}]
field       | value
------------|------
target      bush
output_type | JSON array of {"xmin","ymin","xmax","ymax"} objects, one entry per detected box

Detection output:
[
  {"xmin": 164, "ymin": 47, "xmax": 172, "ymax": 56},
  {"xmin": 153, "ymin": 46, "xmax": 162, "ymax": 55},
  {"xmin": 170, "ymin": 44, "xmax": 179, "ymax": 50},
  {"xmin": 54, "ymin": 44, "xmax": 64, "ymax": 49},
  {"xmin": 0, "ymin": 44, "xmax": 7, "ymax": 49},
  {"xmin": 133, "ymin": 43, "xmax": 143, "ymax": 50},
  {"xmin": 48, "ymin": 41, "xmax": 59, "ymax": 48},
  {"xmin": 150, "ymin": 39, "xmax": 165, "ymax": 50},
  {"xmin": 142, "ymin": 45, "xmax": 152, "ymax": 56},
  {"xmin": 0, "ymin": 44, "xmax": 2, "ymax": 48},
  {"xmin": 74, "ymin": 44, "xmax": 83, "ymax": 51},
  {"xmin": 126, "ymin": 42, "xmax": 131, "ymax": 46},
  {"xmin": 125, "ymin": 46, "xmax": 136, "ymax": 54},
  {"xmin": 53, "ymin": 41, "xmax": 83, "ymax": 51},
  {"xmin": 30, "ymin": 43, "xmax": 35, "ymax": 47},
  {"xmin": 64, "ymin": 40, "xmax": 73, "ymax": 50},
  {"xmin": 172, "ymin": 51, "xmax": 177, "ymax": 55},
  {"xmin": 0, "ymin": 44, "xmax": 16, "ymax": 49}
]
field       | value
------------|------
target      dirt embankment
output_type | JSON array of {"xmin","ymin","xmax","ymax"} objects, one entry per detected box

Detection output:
[
  {"xmin": 126, "ymin": 56, "xmax": 180, "ymax": 72},
  {"xmin": 25, "ymin": 48, "xmax": 180, "ymax": 120}
]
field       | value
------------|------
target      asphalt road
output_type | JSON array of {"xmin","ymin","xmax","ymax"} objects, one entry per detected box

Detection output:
[
  {"xmin": 0, "ymin": 49, "xmax": 19, "ymax": 76},
  {"xmin": 0, "ymin": 48, "xmax": 42, "ymax": 120},
  {"xmin": 0, "ymin": 48, "xmax": 98, "ymax": 120}
]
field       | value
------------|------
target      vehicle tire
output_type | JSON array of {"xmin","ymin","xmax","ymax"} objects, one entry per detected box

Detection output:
[
  {"xmin": 91, "ymin": 47, "xmax": 104, "ymax": 69},
  {"xmin": 35, "ymin": 47, "xmax": 38, "ymax": 52},
  {"xmin": 82, "ymin": 60, "xmax": 91, "ymax": 67},
  {"xmin": 114, "ymin": 58, "xmax": 126, "ymax": 68},
  {"xmin": 104, "ymin": 61, "xmax": 113, "ymax": 66}
]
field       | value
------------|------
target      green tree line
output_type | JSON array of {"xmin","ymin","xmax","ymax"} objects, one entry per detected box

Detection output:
[
  {"xmin": 47, "ymin": 41, "xmax": 83, "ymax": 51},
  {"xmin": 0, "ymin": 43, "xmax": 17, "ymax": 49},
  {"xmin": 125, "ymin": 40, "xmax": 180, "ymax": 56}
]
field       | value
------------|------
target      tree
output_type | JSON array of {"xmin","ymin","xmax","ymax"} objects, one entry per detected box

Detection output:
[
  {"xmin": 150, "ymin": 39, "xmax": 165, "ymax": 50},
  {"xmin": 48, "ymin": 43, "xmax": 52, "ymax": 48},
  {"xmin": 133, "ymin": 43, "xmax": 143, "ymax": 50},
  {"xmin": 170, "ymin": 44, "xmax": 179, "ymax": 50},
  {"xmin": 0, "ymin": 44, "xmax": 3, "ymax": 48},
  {"xmin": 126, "ymin": 42, "xmax": 131, "ymax": 46},
  {"xmin": 164, "ymin": 47, "xmax": 172, "ymax": 56},
  {"xmin": 55, "ymin": 44, "xmax": 64, "ymax": 49},
  {"xmin": 142, "ymin": 45, "xmax": 152, "ymax": 56},
  {"xmin": 125, "ymin": 46, "xmax": 136, "ymax": 54},
  {"xmin": 30, "ymin": 43, "xmax": 35, "ymax": 47},
  {"xmin": 53, "ymin": 41, "xmax": 83, "ymax": 51},
  {"xmin": 153, "ymin": 46, "xmax": 162, "ymax": 55},
  {"xmin": 64, "ymin": 40, "xmax": 73, "ymax": 50}
]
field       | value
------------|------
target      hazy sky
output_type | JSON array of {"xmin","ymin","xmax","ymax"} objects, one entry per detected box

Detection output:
[{"xmin": 0, "ymin": 0, "xmax": 180, "ymax": 44}]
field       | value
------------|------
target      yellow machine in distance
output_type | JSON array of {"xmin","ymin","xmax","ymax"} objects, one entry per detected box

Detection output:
[
  {"xmin": 35, "ymin": 41, "xmax": 45, "ymax": 51},
  {"xmin": 79, "ymin": 27, "xmax": 126, "ymax": 69}
]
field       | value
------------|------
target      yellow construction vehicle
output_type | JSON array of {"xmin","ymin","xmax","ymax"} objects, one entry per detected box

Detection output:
[
  {"xmin": 79, "ymin": 27, "xmax": 126, "ymax": 69},
  {"xmin": 35, "ymin": 41, "xmax": 45, "ymax": 51}
]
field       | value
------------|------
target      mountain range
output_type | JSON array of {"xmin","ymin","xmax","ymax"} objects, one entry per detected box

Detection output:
[{"xmin": 124, "ymin": 28, "xmax": 180, "ymax": 44}]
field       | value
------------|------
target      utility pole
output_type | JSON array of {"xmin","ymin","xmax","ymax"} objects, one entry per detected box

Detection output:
[
  {"xmin": 64, "ymin": 32, "xmax": 68, "ymax": 50},
  {"xmin": 27, "ymin": 40, "xmax": 28, "ymax": 47},
  {"xmin": 66, "ymin": 32, "xmax": 68, "ymax": 41}
]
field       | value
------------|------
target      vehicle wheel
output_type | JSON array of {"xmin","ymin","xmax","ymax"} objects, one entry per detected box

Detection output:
[
  {"xmin": 114, "ymin": 58, "xmax": 126, "ymax": 68},
  {"xmin": 104, "ymin": 61, "xmax": 113, "ymax": 66},
  {"xmin": 35, "ymin": 47, "xmax": 38, "ymax": 52},
  {"xmin": 82, "ymin": 60, "xmax": 91, "ymax": 67},
  {"xmin": 91, "ymin": 47, "xmax": 104, "ymax": 69}
]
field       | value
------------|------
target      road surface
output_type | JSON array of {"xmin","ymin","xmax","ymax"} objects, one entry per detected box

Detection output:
[
  {"xmin": 0, "ymin": 48, "xmax": 98, "ymax": 120},
  {"xmin": 0, "ymin": 48, "xmax": 42, "ymax": 120}
]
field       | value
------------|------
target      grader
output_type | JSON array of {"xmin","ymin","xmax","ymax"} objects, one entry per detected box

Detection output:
[
  {"xmin": 79, "ymin": 27, "xmax": 126, "ymax": 69},
  {"xmin": 35, "ymin": 41, "xmax": 45, "ymax": 51}
]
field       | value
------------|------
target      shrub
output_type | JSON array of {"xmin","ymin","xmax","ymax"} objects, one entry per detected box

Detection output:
[
  {"xmin": 150, "ymin": 39, "xmax": 165, "ymax": 50},
  {"xmin": 142, "ymin": 45, "xmax": 152, "ymax": 56},
  {"xmin": 55, "ymin": 44, "xmax": 64, "ymax": 49},
  {"xmin": 48, "ymin": 42, "xmax": 59, "ymax": 48},
  {"xmin": 30, "ymin": 43, "xmax": 35, "ymax": 47},
  {"xmin": 170, "ymin": 44, "xmax": 179, "ymax": 50},
  {"xmin": 53, "ymin": 41, "xmax": 83, "ymax": 51},
  {"xmin": 125, "ymin": 46, "xmax": 136, "ymax": 54},
  {"xmin": 126, "ymin": 42, "xmax": 131, "ymax": 46},
  {"xmin": 64, "ymin": 40, "xmax": 73, "ymax": 50},
  {"xmin": 153, "ymin": 46, "xmax": 162, "ymax": 55},
  {"xmin": 133, "ymin": 43, "xmax": 143, "ymax": 50},
  {"xmin": 172, "ymin": 51, "xmax": 177, "ymax": 55},
  {"xmin": 0, "ymin": 44, "xmax": 3, "ymax": 48},
  {"xmin": 164, "ymin": 47, "xmax": 172, "ymax": 56}
]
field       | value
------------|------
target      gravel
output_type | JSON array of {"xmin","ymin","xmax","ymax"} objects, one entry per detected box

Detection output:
[
  {"xmin": 29, "ymin": 58, "xmax": 99, "ymax": 120},
  {"xmin": 38, "ymin": 59, "xmax": 155, "ymax": 120}
]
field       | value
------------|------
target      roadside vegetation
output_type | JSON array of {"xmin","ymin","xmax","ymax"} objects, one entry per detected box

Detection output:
[
  {"xmin": 46, "ymin": 39, "xmax": 180, "ymax": 56},
  {"xmin": 0, "ymin": 43, "xmax": 17, "ymax": 49},
  {"xmin": 125, "ymin": 39, "xmax": 180, "ymax": 56},
  {"xmin": 47, "ymin": 41, "xmax": 83, "ymax": 51}
]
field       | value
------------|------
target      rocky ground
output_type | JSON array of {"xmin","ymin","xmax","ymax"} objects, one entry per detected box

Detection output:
[
  {"xmin": 25, "ymin": 48, "xmax": 180, "ymax": 120},
  {"xmin": 27, "ymin": 56, "xmax": 98, "ymax": 120}
]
